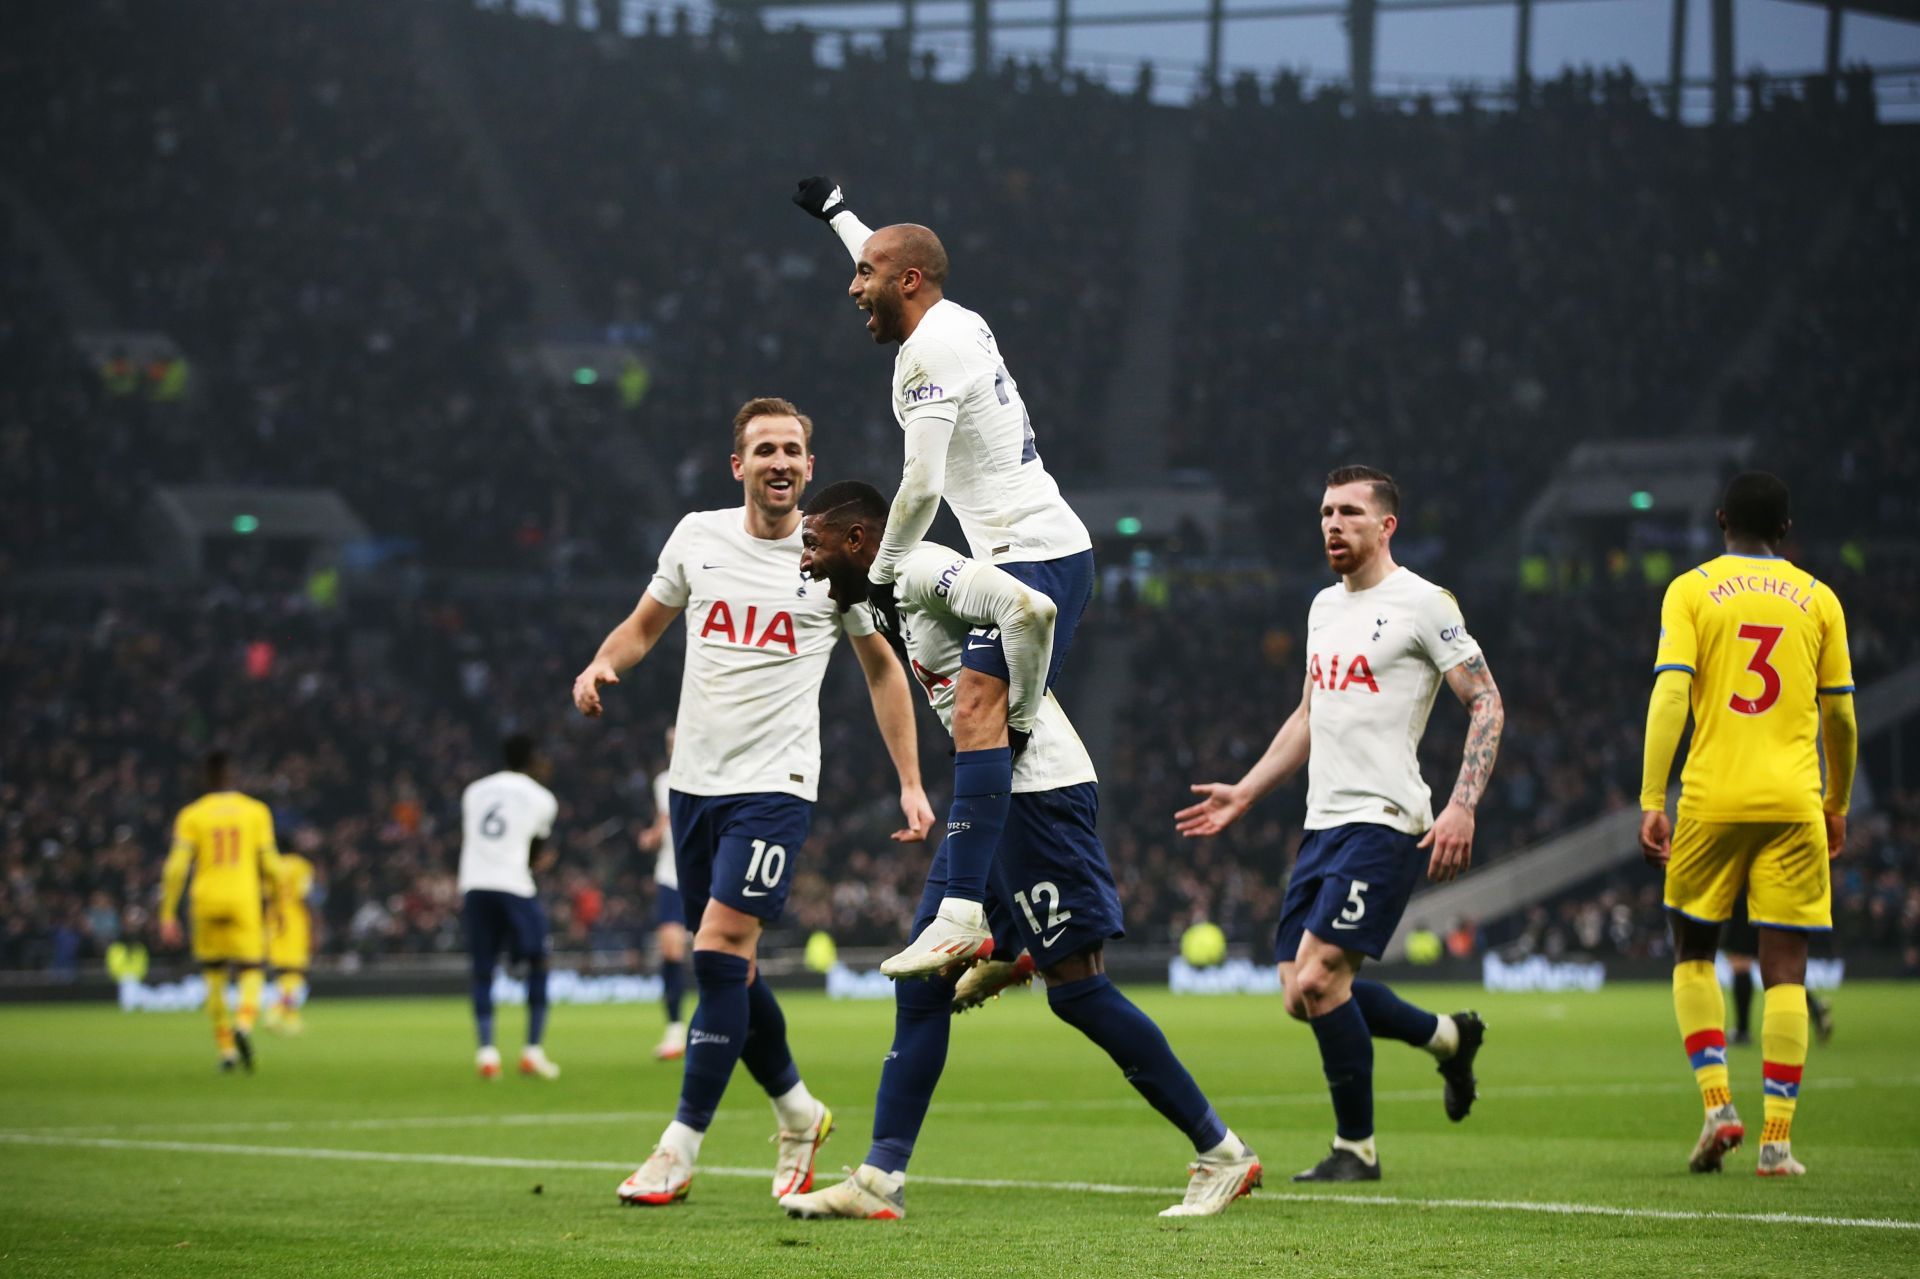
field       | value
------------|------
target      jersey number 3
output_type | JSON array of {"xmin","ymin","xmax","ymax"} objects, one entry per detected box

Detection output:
[{"xmin": 1729, "ymin": 623, "xmax": 1784, "ymax": 716}]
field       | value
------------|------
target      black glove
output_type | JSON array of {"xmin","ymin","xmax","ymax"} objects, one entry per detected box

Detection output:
[
  {"xmin": 793, "ymin": 175, "xmax": 851, "ymax": 223},
  {"xmin": 1008, "ymin": 725, "xmax": 1032, "ymax": 758},
  {"xmin": 865, "ymin": 580, "xmax": 900, "ymax": 638}
]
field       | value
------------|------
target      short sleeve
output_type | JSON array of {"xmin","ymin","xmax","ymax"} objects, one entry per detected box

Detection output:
[
  {"xmin": 1653, "ymin": 576, "xmax": 1698, "ymax": 675},
  {"xmin": 1816, "ymin": 587, "xmax": 1854, "ymax": 694},
  {"xmin": 536, "ymin": 789, "xmax": 558, "ymax": 840},
  {"xmin": 838, "ymin": 598, "xmax": 877, "ymax": 638},
  {"xmin": 646, "ymin": 516, "xmax": 695, "ymax": 608},
  {"xmin": 897, "ymin": 340, "xmax": 964, "ymax": 432},
  {"xmin": 1415, "ymin": 588, "xmax": 1482, "ymax": 674}
]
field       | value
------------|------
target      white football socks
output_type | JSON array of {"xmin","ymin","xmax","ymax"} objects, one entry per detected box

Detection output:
[
  {"xmin": 661, "ymin": 1119, "xmax": 704, "ymax": 1163},
  {"xmin": 1333, "ymin": 1134, "xmax": 1378, "ymax": 1166},
  {"xmin": 1426, "ymin": 1013, "xmax": 1460, "ymax": 1059},
  {"xmin": 772, "ymin": 1081, "xmax": 819, "ymax": 1134},
  {"xmin": 1196, "ymin": 1128, "xmax": 1250, "ymax": 1161}
]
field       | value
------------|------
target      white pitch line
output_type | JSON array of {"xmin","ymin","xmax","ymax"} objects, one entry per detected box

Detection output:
[
  {"xmin": 14, "ymin": 1073, "xmax": 1916, "ymax": 1138},
  {"xmin": 1, "ymin": 1133, "xmax": 1915, "ymax": 1233}
]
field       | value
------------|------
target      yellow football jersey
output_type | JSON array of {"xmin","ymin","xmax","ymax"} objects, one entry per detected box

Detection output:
[
  {"xmin": 1653, "ymin": 554, "xmax": 1853, "ymax": 822},
  {"xmin": 267, "ymin": 853, "xmax": 314, "ymax": 954},
  {"xmin": 165, "ymin": 792, "xmax": 284, "ymax": 917}
]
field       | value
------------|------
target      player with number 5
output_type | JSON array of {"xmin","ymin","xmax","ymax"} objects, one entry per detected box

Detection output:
[
  {"xmin": 572, "ymin": 398, "xmax": 934, "ymax": 1209},
  {"xmin": 1176, "ymin": 466, "xmax": 1505, "ymax": 1183}
]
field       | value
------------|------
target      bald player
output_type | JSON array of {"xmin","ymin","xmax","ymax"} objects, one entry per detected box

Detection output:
[{"xmin": 792, "ymin": 177, "xmax": 1094, "ymax": 980}]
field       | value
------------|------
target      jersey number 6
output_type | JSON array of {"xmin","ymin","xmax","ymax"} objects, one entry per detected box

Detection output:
[{"xmin": 1729, "ymin": 623, "xmax": 1784, "ymax": 716}]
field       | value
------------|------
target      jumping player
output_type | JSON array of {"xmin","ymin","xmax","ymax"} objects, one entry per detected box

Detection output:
[
  {"xmin": 1177, "ymin": 466, "xmax": 1503, "ymax": 1182},
  {"xmin": 572, "ymin": 397, "xmax": 933, "ymax": 1207},
  {"xmin": 793, "ymin": 179, "xmax": 1093, "ymax": 978},
  {"xmin": 1640, "ymin": 471, "xmax": 1855, "ymax": 1177},
  {"xmin": 460, "ymin": 734, "xmax": 562, "ymax": 1081},
  {"xmin": 785, "ymin": 480, "xmax": 1261, "ymax": 1219}
]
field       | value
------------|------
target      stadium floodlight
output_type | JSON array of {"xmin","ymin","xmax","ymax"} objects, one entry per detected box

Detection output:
[
  {"xmin": 1115, "ymin": 516, "xmax": 1143, "ymax": 536},
  {"xmin": 1630, "ymin": 491, "xmax": 1655, "ymax": 511},
  {"xmin": 231, "ymin": 514, "xmax": 260, "ymax": 534}
]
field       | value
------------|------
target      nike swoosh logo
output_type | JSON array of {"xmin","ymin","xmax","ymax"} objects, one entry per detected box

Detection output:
[
  {"xmin": 702, "ymin": 562, "xmax": 726, "ymax": 570},
  {"xmin": 966, "ymin": 640, "xmax": 996, "ymax": 652},
  {"xmin": 741, "ymin": 886, "xmax": 769, "ymax": 898},
  {"xmin": 1041, "ymin": 929, "xmax": 1067, "ymax": 947},
  {"xmin": 1330, "ymin": 920, "xmax": 1362, "ymax": 930}
]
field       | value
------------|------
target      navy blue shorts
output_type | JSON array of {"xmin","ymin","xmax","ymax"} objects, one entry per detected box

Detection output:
[
  {"xmin": 654, "ymin": 882, "xmax": 686, "ymax": 930},
  {"xmin": 464, "ymin": 889, "xmax": 549, "ymax": 974},
  {"xmin": 1275, "ymin": 823, "xmax": 1424, "ymax": 961},
  {"xmin": 958, "ymin": 550, "xmax": 1095, "ymax": 691},
  {"xmin": 668, "ymin": 791, "xmax": 813, "ymax": 924},
  {"xmin": 913, "ymin": 783, "xmax": 1124, "ymax": 970}
]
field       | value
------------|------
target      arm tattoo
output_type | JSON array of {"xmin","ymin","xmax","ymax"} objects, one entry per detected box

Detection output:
[{"xmin": 1445, "ymin": 654, "xmax": 1504, "ymax": 812}]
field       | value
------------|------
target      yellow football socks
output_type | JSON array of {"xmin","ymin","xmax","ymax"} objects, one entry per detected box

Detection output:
[
  {"xmin": 236, "ymin": 967, "xmax": 265, "ymax": 1034},
  {"xmin": 204, "ymin": 966, "xmax": 235, "ymax": 1055},
  {"xmin": 1761, "ymin": 984, "xmax": 1809, "ymax": 1144},
  {"xmin": 1674, "ymin": 960, "xmax": 1731, "ymax": 1111},
  {"xmin": 278, "ymin": 972, "xmax": 307, "ymax": 1009}
]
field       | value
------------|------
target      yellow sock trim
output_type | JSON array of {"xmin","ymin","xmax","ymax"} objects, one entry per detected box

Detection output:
[
  {"xmin": 1761, "ymin": 983, "xmax": 1809, "ymax": 1142},
  {"xmin": 1673, "ymin": 960, "xmax": 1729, "ymax": 1108}
]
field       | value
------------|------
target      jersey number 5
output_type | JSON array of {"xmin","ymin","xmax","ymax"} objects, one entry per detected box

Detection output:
[{"xmin": 1729, "ymin": 623, "xmax": 1784, "ymax": 716}]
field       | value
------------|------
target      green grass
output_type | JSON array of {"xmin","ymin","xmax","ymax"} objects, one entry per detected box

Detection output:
[{"xmin": 3, "ymin": 983, "xmax": 1918, "ymax": 1277}]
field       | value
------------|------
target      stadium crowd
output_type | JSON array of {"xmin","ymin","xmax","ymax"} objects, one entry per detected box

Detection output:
[{"xmin": 3, "ymin": 2, "xmax": 1917, "ymax": 973}]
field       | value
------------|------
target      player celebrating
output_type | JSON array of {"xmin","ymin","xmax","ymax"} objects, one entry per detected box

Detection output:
[
  {"xmin": 793, "ymin": 178, "xmax": 1093, "ymax": 978},
  {"xmin": 460, "ymin": 734, "xmax": 562, "ymax": 1081},
  {"xmin": 1640, "ymin": 472, "xmax": 1855, "ymax": 1178},
  {"xmin": 572, "ymin": 397, "xmax": 933, "ymax": 1208},
  {"xmin": 641, "ymin": 727, "xmax": 688, "ymax": 1061},
  {"xmin": 784, "ymin": 481, "xmax": 1260, "ymax": 1219},
  {"xmin": 158, "ymin": 750, "xmax": 286, "ymax": 1073},
  {"xmin": 1176, "ymin": 466, "xmax": 1503, "ymax": 1182},
  {"xmin": 264, "ymin": 843, "xmax": 316, "ymax": 1035}
]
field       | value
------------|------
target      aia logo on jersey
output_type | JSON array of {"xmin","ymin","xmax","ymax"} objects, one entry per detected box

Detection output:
[
  {"xmin": 698, "ymin": 601, "xmax": 798, "ymax": 654},
  {"xmin": 1309, "ymin": 653, "xmax": 1380, "ymax": 693}
]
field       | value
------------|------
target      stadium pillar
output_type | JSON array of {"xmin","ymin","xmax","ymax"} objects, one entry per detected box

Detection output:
[
  {"xmin": 1347, "ymin": 0, "xmax": 1377, "ymax": 109},
  {"xmin": 1514, "ymin": 0, "xmax": 1533, "ymax": 104},
  {"xmin": 1825, "ymin": 0, "xmax": 1843, "ymax": 79},
  {"xmin": 1205, "ymin": 0, "xmax": 1224, "ymax": 92},
  {"xmin": 1055, "ymin": 0, "xmax": 1070, "ymax": 72},
  {"xmin": 972, "ymin": 0, "xmax": 992, "ymax": 78},
  {"xmin": 1711, "ymin": 0, "xmax": 1735, "ymax": 123},
  {"xmin": 1666, "ymin": 0, "xmax": 1687, "ymax": 119}
]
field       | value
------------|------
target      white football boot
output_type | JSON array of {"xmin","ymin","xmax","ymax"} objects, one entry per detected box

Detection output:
[
  {"xmin": 1756, "ymin": 1141, "xmax": 1807, "ymax": 1177},
  {"xmin": 1160, "ymin": 1140, "xmax": 1262, "ymax": 1217},
  {"xmin": 953, "ymin": 952, "xmax": 1036, "ymax": 1012},
  {"xmin": 781, "ymin": 1163, "xmax": 905, "ymax": 1220},
  {"xmin": 519, "ymin": 1045, "xmax": 560, "ymax": 1080},
  {"xmin": 654, "ymin": 1021, "xmax": 687, "ymax": 1061},
  {"xmin": 618, "ymin": 1145, "xmax": 693, "ymax": 1206},
  {"xmin": 475, "ymin": 1046, "xmax": 502, "ymax": 1080},
  {"xmin": 771, "ymin": 1100, "xmax": 835, "ymax": 1198},
  {"xmin": 1688, "ymin": 1102, "xmax": 1745, "ymax": 1174},
  {"xmin": 880, "ymin": 899, "xmax": 993, "ymax": 980}
]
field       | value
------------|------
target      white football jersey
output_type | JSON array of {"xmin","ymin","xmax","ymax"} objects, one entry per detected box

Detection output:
[
  {"xmin": 892, "ymin": 543, "xmax": 1096, "ymax": 794},
  {"xmin": 651, "ymin": 771, "xmax": 677, "ymax": 889},
  {"xmin": 458, "ymin": 770, "xmax": 559, "ymax": 898},
  {"xmin": 888, "ymin": 299, "xmax": 1091, "ymax": 566},
  {"xmin": 646, "ymin": 507, "xmax": 874, "ymax": 802},
  {"xmin": 1302, "ymin": 567, "xmax": 1482, "ymax": 835}
]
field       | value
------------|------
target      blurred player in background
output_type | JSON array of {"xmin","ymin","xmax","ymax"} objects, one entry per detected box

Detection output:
[
  {"xmin": 784, "ymin": 482, "xmax": 1260, "ymax": 1220},
  {"xmin": 460, "ymin": 734, "xmax": 561, "ymax": 1081},
  {"xmin": 1178, "ymin": 467, "xmax": 1503, "ymax": 1182},
  {"xmin": 264, "ymin": 844, "xmax": 315, "ymax": 1035},
  {"xmin": 158, "ymin": 750, "xmax": 285, "ymax": 1073},
  {"xmin": 572, "ymin": 397, "xmax": 933, "ymax": 1208},
  {"xmin": 793, "ymin": 179, "xmax": 1093, "ymax": 978},
  {"xmin": 1640, "ymin": 471, "xmax": 1856, "ymax": 1177},
  {"xmin": 640, "ymin": 726, "xmax": 688, "ymax": 1061}
]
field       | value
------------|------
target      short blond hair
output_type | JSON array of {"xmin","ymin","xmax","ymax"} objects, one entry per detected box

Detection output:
[{"xmin": 732, "ymin": 396, "xmax": 814, "ymax": 455}]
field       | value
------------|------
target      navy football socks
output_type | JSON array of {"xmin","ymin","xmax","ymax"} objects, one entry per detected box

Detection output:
[
  {"xmin": 1047, "ymin": 974, "xmax": 1228, "ymax": 1152},
  {"xmin": 675, "ymin": 950, "xmax": 751, "ymax": 1130},
  {"xmin": 525, "ymin": 958, "xmax": 550, "ymax": 1047},
  {"xmin": 1310, "ymin": 997, "xmax": 1375, "ymax": 1141},
  {"xmin": 739, "ymin": 973, "xmax": 802, "ymax": 1099},
  {"xmin": 1350, "ymin": 978, "xmax": 1439, "ymax": 1047},
  {"xmin": 866, "ymin": 971, "xmax": 959, "ymax": 1173},
  {"xmin": 470, "ymin": 973, "xmax": 495, "ymax": 1049},
  {"xmin": 661, "ymin": 957, "xmax": 686, "ymax": 1024},
  {"xmin": 941, "ymin": 748, "xmax": 1014, "ymax": 902}
]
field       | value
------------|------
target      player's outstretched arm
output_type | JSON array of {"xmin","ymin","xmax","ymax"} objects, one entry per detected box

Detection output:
[
  {"xmin": 573, "ymin": 594, "xmax": 682, "ymax": 717},
  {"xmin": 1637, "ymin": 668, "xmax": 1691, "ymax": 866},
  {"xmin": 1421, "ymin": 654, "xmax": 1504, "ymax": 881},
  {"xmin": 1177, "ymin": 677, "xmax": 1313, "ymax": 838},
  {"xmin": 792, "ymin": 175, "xmax": 876, "ymax": 262},
  {"xmin": 869, "ymin": 413, "xmax": 956, "ymax": 586},
  {"xmin": 850, "ymin": 631, "xmax": 935, "ymax": 842}
]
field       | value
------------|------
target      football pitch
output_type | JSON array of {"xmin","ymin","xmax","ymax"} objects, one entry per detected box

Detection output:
[{"xmin": 3, "ymin": 983, "xmax": 1917, "ymax": 1278}]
